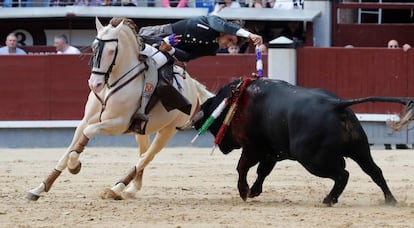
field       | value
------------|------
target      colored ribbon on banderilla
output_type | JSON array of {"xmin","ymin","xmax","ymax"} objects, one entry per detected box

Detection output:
[
  {"xmin": 190, "ymin": 98, "xmax": 228, "ymax": 144},
  {"xmin": 211, "ymin": 77, "xmax": 253, "ymax": 154},
  {"xmin": 255, "ymin": 45, "xmax": 264, "ymax": 78}
]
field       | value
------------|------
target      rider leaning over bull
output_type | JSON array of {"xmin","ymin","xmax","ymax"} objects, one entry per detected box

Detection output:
[{"xmin": 135, "ymin": 15, "xmax": 263, "ymax": 121}]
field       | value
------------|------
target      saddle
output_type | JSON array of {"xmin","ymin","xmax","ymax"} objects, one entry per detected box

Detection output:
[{"xmin": 128, "ymin": 57, "xmax": 192, "ymax": 134}]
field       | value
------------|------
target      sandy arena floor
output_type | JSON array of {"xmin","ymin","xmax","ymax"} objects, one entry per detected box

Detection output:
[{"xmin": 1, "ymin": 147, "xmax": 414, "ymax": 227}]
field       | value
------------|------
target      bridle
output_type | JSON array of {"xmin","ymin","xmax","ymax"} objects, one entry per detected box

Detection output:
[{"xmin": 90, "ymin": 37, "xmax": 119, "ymax": 86}]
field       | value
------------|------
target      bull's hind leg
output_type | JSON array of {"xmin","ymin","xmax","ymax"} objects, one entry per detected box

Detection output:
[
  {"xmin": 249, "ymin": 159, "xmax": 277, "ymax": 198},
  {"xmin": 350, "ymin": 149, "xmax": 397, "ymax": 205},
  {"xmin": 301, "ymin": 157, "xmax": 349, "ymax": 206}
]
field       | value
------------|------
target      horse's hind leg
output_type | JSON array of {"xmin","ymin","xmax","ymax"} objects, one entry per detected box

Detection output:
[
  {"xmin": 103, "ymin": 135, "xmax": 150, "ymax": 199},
  {"xmin": 123, "ymin": 128, "xmax": 177, "ymax": 198}
]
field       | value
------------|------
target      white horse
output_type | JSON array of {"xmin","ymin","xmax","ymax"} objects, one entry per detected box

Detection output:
[{"xmin": 27, "ymin": 17, "xmax": 214, "ymax": 201}]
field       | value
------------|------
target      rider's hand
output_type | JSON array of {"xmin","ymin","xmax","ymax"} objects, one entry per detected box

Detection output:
[
  {"xmin": 163, "ymin": 34, "xmax": 182, "ymax": 47},
  {"xmin": 249, "ymin": 34, "xmax": 263, "ymax": 46}
]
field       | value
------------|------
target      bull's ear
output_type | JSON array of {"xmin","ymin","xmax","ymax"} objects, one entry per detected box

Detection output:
[{"xmin": 95, "ymin": 17, "xmax": 104, "ymax": 32}]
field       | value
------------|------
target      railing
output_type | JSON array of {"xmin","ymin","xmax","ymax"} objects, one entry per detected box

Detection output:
[
  {"xmin": 332, "ymin": 2, "xmax": 414, "ymax": 47},
  {"xmin": 0, "ymin": 0, "xmax": 214, "ymax": 7}
]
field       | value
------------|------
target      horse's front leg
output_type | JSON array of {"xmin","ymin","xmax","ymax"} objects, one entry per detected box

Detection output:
[
  {"xmin": 26, "ymin": 119, "xmax": 90, "ymax": 201},
  {"xmin": 122, "ymin": 127, "xmax": 177, "ymax": 199},
  {"xmin": 67, "ymin": 116, "xmax": 130, "ymax": 175}
]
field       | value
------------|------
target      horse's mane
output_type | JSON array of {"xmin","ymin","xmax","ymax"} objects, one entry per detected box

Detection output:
[{"xmin": 109, "ymin": 17, "xmax": 142, "ymax": 49}]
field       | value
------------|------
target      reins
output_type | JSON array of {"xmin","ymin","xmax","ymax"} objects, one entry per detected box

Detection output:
[{"xmin": 94, "ymin": 64, "xmax": 146, "ymax": 122}]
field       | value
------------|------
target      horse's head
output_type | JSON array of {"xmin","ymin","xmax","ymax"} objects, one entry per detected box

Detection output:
[{"xmin": 88, "ymin": 17, "xmax": 140, "ymax": 93}]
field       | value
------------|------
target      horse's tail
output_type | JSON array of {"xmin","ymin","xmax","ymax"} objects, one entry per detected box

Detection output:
[{"xmin": 191, "ymin": 78, "xmax": 215, "ymax": 104}]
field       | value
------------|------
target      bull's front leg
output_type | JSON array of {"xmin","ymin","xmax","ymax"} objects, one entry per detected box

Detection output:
[
  {"xmin": 236, "ymin": 151, "xmax": 259, "ymax": 201},
  {"xmin": 249, "ymin": 159, "xmax": 277, "ymax": 198}
]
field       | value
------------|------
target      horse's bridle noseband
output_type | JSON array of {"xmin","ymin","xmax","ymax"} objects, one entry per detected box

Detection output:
[{"xmin": 90, "ymin": 37, "xmax": 119, "ymax": 85}]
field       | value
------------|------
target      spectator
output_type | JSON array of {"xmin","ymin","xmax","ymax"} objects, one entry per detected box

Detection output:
[
  {"xmin": 53, "ymin": 34, "xmax": 81, "ymax": 54},
  {"xmin": 49, "ymin": 0, "xmax": 72, "ymax": 6},
  {"xmin": 272, "ymin": 0, "xmax": 303, "ymax": 9},
  {"xmin": 387, "ymin": 39, "xmax": 411, "ymax": 52},
  {"xmin": 227, "ymin": 43, "xmax": 241, "ymax": 54},
  {"xmin": 113, "ymin": 0, "xmax": 136, "ymax": 6},
  {"xmin": 265, "ymin": 0, "xmax": 274, "ymax": 8},
  {"xmin": 211, "ymin": 0, "xmax": 241, "ymax": 15},
  {"xmin": 0, "ymin": 33, "xmax": 27, "ymax": 55},
  {"xmin": 249, "ymin": 0, "xmax": 264, "ymax": 8},
  {"xmin": 102, "ymin": 0, "xmax": 112, "ymax": 5},
  {"xmin": 74, "ymin": 0, "xmax": 102, "ymax": 5},
  {"xmin": 161, "ymin": 0, "xmax": 188, "ymax": 7}
]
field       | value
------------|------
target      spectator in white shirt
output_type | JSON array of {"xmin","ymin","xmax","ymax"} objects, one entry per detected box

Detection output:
[
  {"xmin": 210, "ymin": 0, "xmax": 241, "ymax": 15},
  {"xmin": 0, "ymin": 33, "xmax": 27, "ymax": 55},
  {"xmin": 54, "ymin": 34, "xmax": 81, "ymax": 54}
]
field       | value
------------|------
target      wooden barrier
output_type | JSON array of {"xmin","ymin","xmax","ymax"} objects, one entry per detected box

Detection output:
[
  {"xmin": 0, "ymin": 54, "xmax": 264, "ymax": 120},
  {"xmin": 0, "ymin": 47, "xmax": 412, "ymax": 121},
  {"xmin": 297, "ymin": 47, "xmax": 414, "ymax": 113}
]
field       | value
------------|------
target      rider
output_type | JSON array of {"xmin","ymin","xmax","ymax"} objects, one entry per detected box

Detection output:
[{"xmin": 137, "ymin": 15, "xmax": 263, "ymax": 120}]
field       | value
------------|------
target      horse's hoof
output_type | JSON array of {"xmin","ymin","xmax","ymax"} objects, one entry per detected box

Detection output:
[
  {"xmin": 121, "ymin": 191, "xmax": 136, "ymax": 200},
  {"xmin": 68, "ymin": 161, "xmax": 82, "ymax": 175},
  {"xmin": 100, "ymin": 188, "xmax": 123, "ymax": 200},
  {"xmin": 26, "ymin": 192, "xmax": 40, "ymax": 201}
]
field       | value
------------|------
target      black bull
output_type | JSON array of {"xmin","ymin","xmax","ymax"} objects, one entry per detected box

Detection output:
[{"xmin": 193, "ymin": 78, "xmax": 414, "ymax": 206}]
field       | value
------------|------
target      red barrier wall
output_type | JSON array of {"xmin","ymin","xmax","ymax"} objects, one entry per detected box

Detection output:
[
  {"xmin": 1, "ymin": 48, "xmax": 412, "ymax": 121},
  {"xmin": 0, "ymin": 55, "xmax": 91, "ymax": 120},
  {"xmin": 0, "ymin": 54, "xmax": 264, "ymax": 120},
  {"xmin": 297, "ymin": 47, "xmax": 414, "ymax": 114}
]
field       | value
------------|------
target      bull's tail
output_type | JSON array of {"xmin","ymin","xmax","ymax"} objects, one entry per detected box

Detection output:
[{"xmin": 337, "ymin": 96, "xmax": 414, "ymax": 131}]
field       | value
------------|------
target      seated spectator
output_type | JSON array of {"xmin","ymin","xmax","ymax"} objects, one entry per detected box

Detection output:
[
  {"xmin": 54, "ymin": 34, "xmax": 81, "ymax": 54},
  {"xmin": 161, "ymin": 0, "xmax": 188, "ymax": 7},
  {"xmin": 249, "ymin": 0, "xmax": 264, "ymax": 8},
  {"xmin": 74, "ymin": 0, "xmax": 102, "ymax": 5},
  {"xmin": 227, "ymin": 43, "xmax": 241, "ymax": 54},
  {"xmin": 0, "ymin": 33, "xmax": 27, "ymax": 55},
  {"xmin": 265, "ymin": 0, "xmax": 274, "ymax": 8},
  {"xmin": 102, "ymin": 0, "xmax": 112, "ymax": 5},
  {"xmin": 112, "ymin": 0, "xmax": 135, "ymax": 6},
  {"xmin": 211, "ymin": 0, "xmax": 241, "ymax": 15},
  {"xmin": 387, "ymin": 39, "xmax": 411, "ymax": 52},
  {"xmin": 49, "ymin": 0, "xmax": 73, "ymax": 6},
  {"xmin": 272, "ymin": 0, "xmax": 303, "ymax": 9}
]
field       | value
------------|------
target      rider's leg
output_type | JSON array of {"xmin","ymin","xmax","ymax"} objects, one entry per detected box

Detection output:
[{"xmin": 136, "ymin": 44, "xmax": 167, "ymax": 120}]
